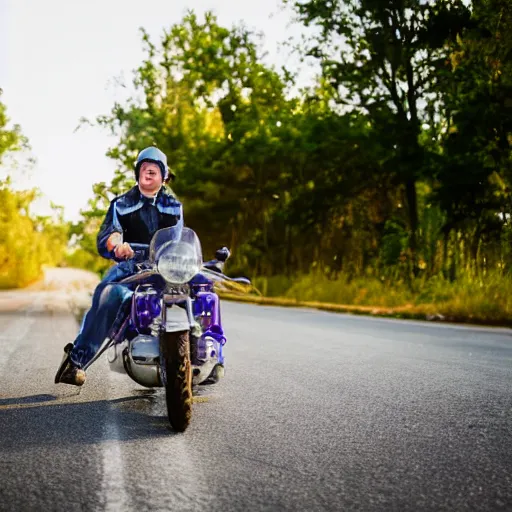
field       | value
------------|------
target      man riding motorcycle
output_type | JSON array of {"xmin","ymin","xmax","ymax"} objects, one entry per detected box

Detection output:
[{"xmin": 55, "ymin": 146, "xmax": 183, "ymax": 386}]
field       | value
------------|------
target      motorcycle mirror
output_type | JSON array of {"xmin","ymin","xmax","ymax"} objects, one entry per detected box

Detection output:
[{"xmin": 215, "ymin": 247, "xmax": 231, "ymax": 262}]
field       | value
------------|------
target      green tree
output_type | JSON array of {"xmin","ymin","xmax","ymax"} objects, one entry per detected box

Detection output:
[
  {"xmin": 432, "ymin": 0, "xmax": 512, "ymax": 276},
  {"xmin": 288, "ymin": 0, "xmax": 471, "ymax": 274},
  {"xmin": 81, "ymin": 11, "xmax": 301, "ymax": 275},
  {"xmin": 0, "ymin": 89, "xmax": 27, "ymax": 164},
  {"xmin": 0, "ymin": 94, "xmax": 68, "ymax": 287}
]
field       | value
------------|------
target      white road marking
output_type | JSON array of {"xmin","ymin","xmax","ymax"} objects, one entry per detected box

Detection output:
[{"xmin": 101, "ymin": 371, "xmax": 130, "ymax": 512}]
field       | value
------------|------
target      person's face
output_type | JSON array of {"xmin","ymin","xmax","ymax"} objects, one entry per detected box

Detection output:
[{"xmin": 138, "ymin": 161, "xmax": 163, "ymax": 193}]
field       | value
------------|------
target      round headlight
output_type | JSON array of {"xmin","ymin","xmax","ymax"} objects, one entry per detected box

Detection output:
[{"xmin": 157, "ymin": 243, "xmax": 200, "ymax": 284}]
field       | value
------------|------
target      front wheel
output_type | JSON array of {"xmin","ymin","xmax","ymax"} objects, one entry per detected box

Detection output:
[{"xmin": 160, "ymin": 330, "xmax": 192, "ymax": 432}]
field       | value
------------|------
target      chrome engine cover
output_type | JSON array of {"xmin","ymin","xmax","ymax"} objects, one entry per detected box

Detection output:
[
  {"xmin": 192, "ymin": 335, "xmax": 220, "ymax": 385},
  {"xmin": 108, "ymin": 335, "xmax": 162, "ymax": 388},
  {"xmin": 108, "ymin": 333, "xmax": 221, "ymax": 387}
]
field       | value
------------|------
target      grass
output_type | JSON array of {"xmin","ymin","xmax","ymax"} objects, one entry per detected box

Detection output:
[{"xmin": 222, "ymin": 271, "xmax": 512, "ymax": 327}]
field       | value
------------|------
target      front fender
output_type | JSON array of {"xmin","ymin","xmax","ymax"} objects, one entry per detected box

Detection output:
[{"xmin": 163, "ymin": 295, "xmax": 194, "ymax": 332}]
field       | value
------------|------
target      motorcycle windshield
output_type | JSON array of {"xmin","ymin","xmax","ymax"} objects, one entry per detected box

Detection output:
[
  {"xmin": 149, "ymin": 226, "xmax": 203, "ymax": 284},
  {"xmin": 149, "ymin": 226, "xmax": 202, "ymax": 262}
]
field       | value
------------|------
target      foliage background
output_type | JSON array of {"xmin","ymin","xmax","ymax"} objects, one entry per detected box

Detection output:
[
  {"xmin": 0, "ymin": 90, "xmax": 68, "ymax": 288},
  {"xmin": 3, "ymin": 1, "xmax": 512, "ymax": 323}
]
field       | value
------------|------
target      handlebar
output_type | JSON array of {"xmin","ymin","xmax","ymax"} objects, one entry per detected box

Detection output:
[
  {"xmin": 230, "ymin": 277, "xmax": 251, "ymax": 285},
  {"xmin": 200, "ymin": 267, "xmax": 251, "ymax": 286},
  {"xmin": 124, "ymin": 244, "xmax": 251, "ymax": 285},
  {"xmin": 115, "ymin": 242, "xmax": 150, "ymax": 263}
]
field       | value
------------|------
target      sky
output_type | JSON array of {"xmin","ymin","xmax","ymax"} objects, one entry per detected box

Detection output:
[{"xmin": 0, "ymin": 0, "xmax": 313, "ymax": 221}]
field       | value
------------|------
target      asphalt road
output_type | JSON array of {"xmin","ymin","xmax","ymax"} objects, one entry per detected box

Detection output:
[{"xmin": 1, "ymin": 277, "xmax": 511, "ymax": 511}]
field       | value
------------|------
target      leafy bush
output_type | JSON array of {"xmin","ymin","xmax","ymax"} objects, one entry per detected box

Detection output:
[
  {"xmin": 250, "ymin": 270, "xmax": 512, "ymax": 324},
  {"xmin": 0, "ymin": 181, "xmax": 68, "ymax": 288}
]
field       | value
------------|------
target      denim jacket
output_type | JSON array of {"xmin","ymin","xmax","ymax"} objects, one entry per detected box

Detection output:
[{"xmin": 97, "ymin": 186, "xmax": 183, "ymax": 260}]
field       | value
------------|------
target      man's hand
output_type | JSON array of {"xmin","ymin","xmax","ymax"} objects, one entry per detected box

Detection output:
[
  {"xmin": 114, "ymin": 242, "xmax": 135, "ymax": 260},
  {"xmin": 106, "ymin": 233, "xmax": 123, "ymax": 252}
]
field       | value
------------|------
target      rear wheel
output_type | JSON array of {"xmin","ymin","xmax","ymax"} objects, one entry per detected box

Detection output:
[{"xmin": 160, "ymin": 330, "xmax": 192, "ymax": 432}]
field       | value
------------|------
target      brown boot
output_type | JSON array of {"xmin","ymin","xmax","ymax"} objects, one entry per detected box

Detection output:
[{"xmin": 55, "ymin": 344, "xmax": 86, "ymax": 386}]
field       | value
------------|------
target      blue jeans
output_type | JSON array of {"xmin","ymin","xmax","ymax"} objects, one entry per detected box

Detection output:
[{"xmin": 70, "ymin": 261, "xmax": 135, "ymax": 369}]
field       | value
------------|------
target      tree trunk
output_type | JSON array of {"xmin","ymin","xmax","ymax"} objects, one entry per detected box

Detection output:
[
  {"xmin": 404, "ymin": 57, "xmax": 421, "ymax": 278},
  {"xmin": 285, "ymin": 224, "xmax": 292, "ymax": 277},
  {"xmin": 405, "ymin": 178, "xmax": 419, "ymax": 276},
  {"xmin": 442, "ymin": 228, "xmax": 450, "ymax": 278}
]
